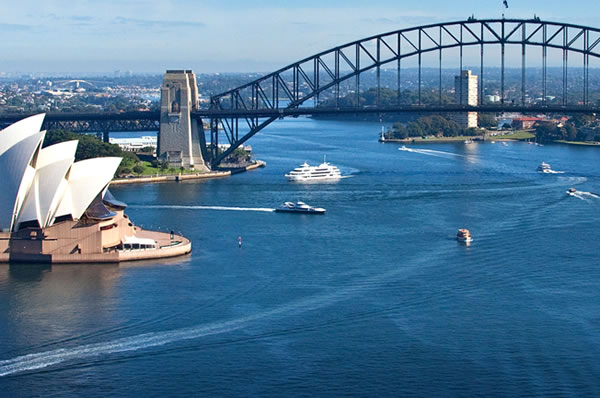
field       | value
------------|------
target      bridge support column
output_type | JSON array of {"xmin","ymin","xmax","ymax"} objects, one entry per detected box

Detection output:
[
  {"xmin": 158, "ymin": 70, "xmax": 209, "ymax": 171},
  {"xmin": 103, "ymin": 129, "xmax": 110, "ymax": 143}
]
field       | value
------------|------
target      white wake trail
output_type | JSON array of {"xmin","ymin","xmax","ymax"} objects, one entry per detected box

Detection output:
[
  {"xmin": 399, "ymin": 147, "xmax": 472, "ymax": 159},
  {"xmin": 0, "ymin": 287, "xmax": 349, "ymax": 377},
  {"xmin": 568, "ymin": 191, "xmax": 600, "ymax": 200},
  {"xmin": 0, "ymin": 257, "xmax": 429, "ymax": 377},
  {"xmin": 131, "ymin": 205, "xmax": 275, "ymax": 212}
]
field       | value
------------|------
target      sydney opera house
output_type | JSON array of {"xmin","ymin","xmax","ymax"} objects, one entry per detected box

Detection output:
[{"xmin": 0, "ymin": 114, "xmax": 191, "ymax": 263}]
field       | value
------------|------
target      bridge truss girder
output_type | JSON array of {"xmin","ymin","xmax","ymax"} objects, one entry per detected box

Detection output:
[{"xmin": 207, "ymin": 18, "xmax": 600, "ymax": 166}]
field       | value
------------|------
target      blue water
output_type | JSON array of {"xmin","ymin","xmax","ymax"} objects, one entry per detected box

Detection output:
[{"xmin": 1, "ymin": 118, "xmax": 599, "ymax": 396}]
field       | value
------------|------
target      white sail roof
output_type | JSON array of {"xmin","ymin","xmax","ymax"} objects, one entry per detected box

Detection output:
[
  {"xmin": 0, "ymin": 114, "xmax": 125, "ymax": 231},
  {"xmin": 0, "ymin": 131, "xmax": 46, "ymax": 232},
  {"xmin": 0, "ymin": 114, "xmax": 45, "ymax": 157},
  {"xmin": 17, "ymin": 141, "xmax": 78, "ymax": 228},
  {"xmin": 54, "ymin": 157, "xmax": 122, "ymax": 221}
]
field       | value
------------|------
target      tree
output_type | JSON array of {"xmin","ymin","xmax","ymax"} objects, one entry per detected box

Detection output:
[
  {"xmin": 535, "ymin": 123, "xmax": 559, "ymax": 143},
  {"xmin": 571, "ymin": 114, "xmax": 594, "ymax": 128},
  {"xmin": 406, "ymin": 121, "xmax": 425, "ymax": 137},
  {"xmin": 389, "ymin": 122, "xmax": 408, "ymax": 139},
  {"xmin": 132, "ymin": 165, "xmax": 145, "ymax": 175},
  {"xmin": 478, "ymin": 113, "xmax": 497, "ymax": 128},
  {"xmin": 565, "ymin": 123, "xmax": 578, "ymax": 141}
]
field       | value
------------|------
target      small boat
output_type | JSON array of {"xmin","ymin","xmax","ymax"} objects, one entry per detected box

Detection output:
[
  {"xmin": 379, "ymin": 126, "xmax": 386, "ymax": 142},
  {"xmin": 537, "ymin": 161, "xmax": 553, "ymax": 173},
  {"xmin": 491, "ymin": 141, "xmax": 496, "ymax": 144},
  {"xmin": 567, "ymin": 187, "xmax": 577, "ymax": 195},
  {"xmin": 464, "ymin": 139, "xmax": 473, "ymax": 144},
  {"xmin": 275, "ymin": 201, "xmax": 326, "ymax": 214},
  {"xmin": 399, "ymin": 145, "xmax": 409, "ymax": 151},
  {"xmin": 456, "ymin": 228, "xmax": 473, "ymax": 243},
  {"xmin": 502, "ymin": 142, "xmax": 508, "ymax": 146}
]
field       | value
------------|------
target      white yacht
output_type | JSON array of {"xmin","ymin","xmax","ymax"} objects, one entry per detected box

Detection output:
[
  {"xmin": 275, "ymin": 201, "xmax": 326, "ymax": 214},
  {"xmin": 285, "ymin": 161, "xmax": 342, "ymax": 182},
  {"xmin": 537, "ymin": 161, "xmax": 553, "ymax": 173}
]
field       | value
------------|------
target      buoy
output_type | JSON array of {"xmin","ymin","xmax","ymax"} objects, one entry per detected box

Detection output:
[{"xmin": 238, "ymin": 236, "xmax": 242, "ymax": 248}]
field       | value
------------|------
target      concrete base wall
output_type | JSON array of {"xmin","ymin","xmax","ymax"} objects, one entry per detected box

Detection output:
[{"xmin": 1, "ymin": 215, "xmax": 191, "ymax": 264}]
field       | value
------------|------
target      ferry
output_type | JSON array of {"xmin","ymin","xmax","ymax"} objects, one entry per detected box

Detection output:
[
  {"xmin": 275, "ymin": 201, "xmax": 326, "ymax": 214},
  {"xmin": 456, "ymin": 228, "xmax": 473, "ymax": 243},
  {"xmin": 285, "ymin": 160, "xmax": 342, "ymax": 182}
]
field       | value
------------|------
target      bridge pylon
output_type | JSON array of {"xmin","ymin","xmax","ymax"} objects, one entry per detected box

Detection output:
[{"xmin": 159, "ymin": 70, "xmax": 209, "ymax": 170}]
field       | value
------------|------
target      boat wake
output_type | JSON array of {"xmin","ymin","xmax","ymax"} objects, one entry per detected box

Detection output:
[
  {"xmin": 567, "ymin": 190, "xmax": 600, "ymax": 201},
  {"xmin": 129, "ymin": 205, "xmax": 275, "ymax": 212},
  {"xmin": 399, "ymin": 146, "xmax": 472, "ymax": 159},
  {"xmin": 542, "ymin": 170, "xmax": 565, "ymax": 174},
  {"xmin": 0, "ymin": 250, "xmax": 440, "ymax": 377}
]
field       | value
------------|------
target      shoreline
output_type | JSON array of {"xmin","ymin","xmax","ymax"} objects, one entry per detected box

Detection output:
[
  {"xmin": 112, "ymin": 160, "xmax": 266, "ymax": 185},
  {"xmin": 555, "ymin": 140, "xmax": 600, "ymax": 146},
  {"xmin": 380, "ymin": 136, "xmax": 483, "ymax": 144}
]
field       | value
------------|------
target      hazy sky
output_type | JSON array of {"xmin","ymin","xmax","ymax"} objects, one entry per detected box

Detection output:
[{"xmin": 1, "ymin": 0, "xmax": 599, "ymax": 74}]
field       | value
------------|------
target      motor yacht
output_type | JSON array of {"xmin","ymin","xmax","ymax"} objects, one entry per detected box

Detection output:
[
  {"xmin": 285, "ymin": 161, "xmax": 342, "ymax": 182},
  {"xmin": 537, "ymin": 161, "xmax": 553, "ymax": 173},
  {"xmin": 275, "ymin": 201, "xmax": 326, "ymax": 214},
  {"xmin": 457, "ymin": 228, "xmax": 473, "ymax": 243}
]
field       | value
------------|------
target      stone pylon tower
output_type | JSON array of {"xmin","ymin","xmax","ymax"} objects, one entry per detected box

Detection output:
[{"xmin": 159, "ymin": 70, "xmax": 208, "ymax": 170}]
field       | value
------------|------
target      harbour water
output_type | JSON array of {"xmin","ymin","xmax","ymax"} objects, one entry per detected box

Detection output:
[{"xmin": 1, "ymin": 118, "xmax": 599, "ymax": 396}]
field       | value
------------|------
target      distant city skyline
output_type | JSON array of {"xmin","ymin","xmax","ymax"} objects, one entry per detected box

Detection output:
[{"xmin": 2, "ymin": 0, "xmax": 600, "ymax": 74}]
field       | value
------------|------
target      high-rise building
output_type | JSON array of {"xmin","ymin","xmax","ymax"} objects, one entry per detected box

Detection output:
[
  {"xmin": 454, "ymin": 70, "xmax": 478, "ymax": 128},
  {"xmin": 159, "ymin": 70, "xmax": 208, "ymax": 170}
]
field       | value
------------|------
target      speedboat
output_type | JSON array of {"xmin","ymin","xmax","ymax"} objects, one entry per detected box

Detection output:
[
  {"xmin": 457, "ymin": 228, "xmax": 473, "ymax": 243},
  {"xmin": 537, "ymin": 161, "xmax": 553, "ymax": 173},
  {"xmin": 464, "ymin": 139, "xmax": 473, "ymax": 144},
  {"xmin": 399, "ymin": 145, "xmax": 409, "ymax": 151},
  {"xmin": 285, "ymin": 161, "xmax": 341, "ymax": 182},
  {"xmin": 275, "ymin": 201, "xmax": 326, "ymax": 214},
  {"xmin": 567, "ymin": 187, "xmax": 577, "ymax": 196}
]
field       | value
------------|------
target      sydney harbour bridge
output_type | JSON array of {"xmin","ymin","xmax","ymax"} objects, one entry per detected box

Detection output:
[{"xmin": 2, "ymin": 18, "xmax": 600, "ymax": 167}]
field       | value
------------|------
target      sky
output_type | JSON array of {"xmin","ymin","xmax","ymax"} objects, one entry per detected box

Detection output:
[{"xmin": 1, "ymin": 0, "xmax": 600, "ymax": 75}]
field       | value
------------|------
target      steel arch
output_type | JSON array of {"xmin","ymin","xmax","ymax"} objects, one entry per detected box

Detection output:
[{"xmin": 207, "ymin": 18, "xmax": 600, "ymax": 166}]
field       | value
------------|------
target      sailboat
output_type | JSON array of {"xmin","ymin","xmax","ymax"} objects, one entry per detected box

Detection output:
[{"xmin": 379, "ymin": 126, "xmax": 386, "ymax": 142}]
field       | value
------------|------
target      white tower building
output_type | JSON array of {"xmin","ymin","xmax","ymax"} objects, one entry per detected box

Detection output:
[{"xmin": 454, "ymin": 70, "xmax": 479, "ymax": 128}]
